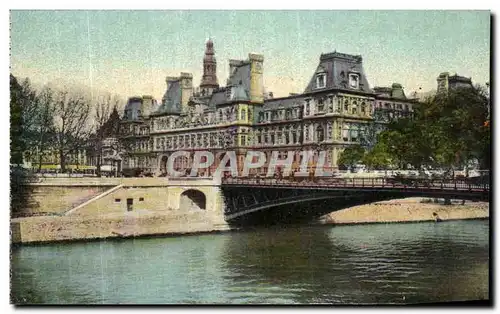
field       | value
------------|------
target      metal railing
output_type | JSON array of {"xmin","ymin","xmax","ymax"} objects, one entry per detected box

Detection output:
[{"xmin": 220, "ymin": 176, "xmax": 489, "ymax": 192}]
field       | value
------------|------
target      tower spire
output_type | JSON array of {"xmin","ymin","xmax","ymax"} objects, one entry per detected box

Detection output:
[{"xmin": 200, "ymin": 39, "xmax": 219, "ymax": 96}]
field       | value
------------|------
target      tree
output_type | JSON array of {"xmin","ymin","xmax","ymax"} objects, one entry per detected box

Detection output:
[
  {"xmin": 10, "ymin": 75, "xmax": 24, "ymax": 164},
  {"xmin": 32, "ymin": 87, "xmax": 56, "ymax": 171},
  {"xmin": 368, "ymin": 84, "xmax": 490, "ymax": 173},
  {"xmin": 362, "ymin": 140, "xmax": 392, "ymax": 171},
  {"xmin": 337, "ymin": 145, "xmax": 365, "ymax": 171},
  {"xmin": 53, "ymin": 90, "xmax": 92, "ymax": 173},
  {"xmin": 10, "ymin": 75, "xmax": 38, "ymax": 217},
  {"xmin": 421, "ymin": 85, "xmax": 490, "ymax": 172}
]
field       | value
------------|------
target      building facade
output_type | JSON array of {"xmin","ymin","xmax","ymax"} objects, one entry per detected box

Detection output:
[
  {"xmin": 119, "ymin": 40, "xmax": 420, "ymax": 176},
  {"xmin": 437, "ymin": 72, "xmax": 473, "ymax": 94}
]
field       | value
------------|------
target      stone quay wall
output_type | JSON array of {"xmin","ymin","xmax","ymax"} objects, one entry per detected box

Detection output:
[{"xmin": 12, "ymin": 177, "xmax": 229, "ymax": 244}]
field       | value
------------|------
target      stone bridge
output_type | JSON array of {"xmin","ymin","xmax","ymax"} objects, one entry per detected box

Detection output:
[{"xmin": 21, "ymin": 175, "xmax": 489, "ymax": 226}]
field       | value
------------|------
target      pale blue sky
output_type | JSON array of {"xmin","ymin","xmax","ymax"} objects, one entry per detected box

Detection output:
[{"xmin": 10, "ymin": 10, "xmax": 490, "ymax": 101}]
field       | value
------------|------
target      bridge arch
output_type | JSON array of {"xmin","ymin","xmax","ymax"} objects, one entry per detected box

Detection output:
[
  {"xmin": 180, "ymin": 189, "xmax": 207, "ymax": 211},
  {"xmin": 224, "ymin": 192, "xmax": 394, "ymax": 221},
  {"xmin": 222, "ymin": 185, "xmax": 489, "ymax": 223}
]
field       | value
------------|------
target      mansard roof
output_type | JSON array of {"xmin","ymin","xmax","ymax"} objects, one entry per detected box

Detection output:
[
  {"xmin": 155, "ymin": 79, "xmax": 182, "ymax": 115},
  {"xmin": 304, "ymin": 51, "xmax": 374, "ymax": 95},
  {"xmin": 207, "ymin": 61, "xmax": 252, "ymax": 107},
  {"xmin": 262, "ymin": 94, "xmax": 304, "ymax": 110},
  {"xmin": 123, "ymin": 97, "xmax": 143, "ymax": 121},
  {"xmin": 208, "ymin": 89, "xmax": 227, "ymax": 107},
  {"xmin": 374, "ymin": 83, "xmax": 408, "ymax": 100},
  {"xmin": 227, "ymin": 62, "xmax": 251, "ymax": 91}
]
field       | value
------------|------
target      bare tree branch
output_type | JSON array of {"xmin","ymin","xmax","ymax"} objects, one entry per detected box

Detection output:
[{"xmin": 52, "ymin": 90, "xmax": 92, "ymax": 172}]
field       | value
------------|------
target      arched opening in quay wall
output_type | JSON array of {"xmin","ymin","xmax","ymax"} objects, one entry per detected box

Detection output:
[{"xmin": 180, "ymin": 189, "xmax": 207, "ymax": 211}]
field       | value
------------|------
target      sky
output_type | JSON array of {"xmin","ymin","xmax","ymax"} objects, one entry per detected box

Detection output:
[{"xmin": 10, "ymin": 10, "xmax": 490, "ymax": 104}]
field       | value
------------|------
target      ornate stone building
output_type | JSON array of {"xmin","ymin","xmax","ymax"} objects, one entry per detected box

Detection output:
[
  {"xmin": 119, "ymin": 40, "xmax": 420, "ymax": 176},
  {"xmin": 120, "ymin": 95, "xmax": 159, "ymax": 175}
]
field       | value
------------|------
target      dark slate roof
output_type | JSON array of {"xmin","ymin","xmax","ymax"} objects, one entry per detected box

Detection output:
[
  {"xmin": 391, "ymin": 83, "xmax": 406, "ymax": 99},
  {"xmin": 189, "ymin": 96, "xmax": 206, "ymax": 105},
  {"xmin": 232, "ymin": 85, "xmax": 250, "ymax": 101},
  {"xmin": 123, "ymin": 97, "xmax": 143, "ymax": 121},
  {"xmin": 250, "ymin": 95, "xmax": 303, "ymax": 124},
  {"xmin": 374, "ymin": 83, "xmax": 407, "ymax": 100},
  {"xmin": 207, "ymin": 62, "xmax": 252, "ymax": 107},
  {"xmin": 448, "ymin": 74, "xmax": 472, "ymax": 84},
  {"xmin": 227, "ymin": 62, "xmax": 251, "ymax": 93},
  {"xmin": 156, "ymin": 80, "xmax": 182, "ymax": 115},
  {"xmin": 303, "ymin": 52, "xmax": 374, "ymax": 94},
  {"xmin": 262, "ymin": 95, "xmax": 304, "ymax": 110},
  {"xmin": 208, "ymin": 89, "xmax": 228, "ymax": 108}
]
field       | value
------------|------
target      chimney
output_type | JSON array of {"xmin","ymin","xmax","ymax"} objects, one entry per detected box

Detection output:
[
  {"xmin": 180, "ymin": 73, "xmax": 193, "ymax": 107},
  {"xmin": 249, "ymin": 53, "xmax": 264, "ymax": 103}
]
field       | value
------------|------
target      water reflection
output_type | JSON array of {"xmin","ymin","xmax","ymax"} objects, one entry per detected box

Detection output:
[
  {"xmin": 220, "ymin": 221, "xmax": 489, "ymax": 304},
  {"xmin": 11, "ymin": 220, "xmax": 489, "ymax": 304}
]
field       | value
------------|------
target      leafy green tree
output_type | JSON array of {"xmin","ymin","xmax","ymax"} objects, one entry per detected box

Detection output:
[
  {"xmin": 422, "ymin": 85, "xmax": 490, "ymax": 172},
  {"xmin": 362, "ymin": 140, "xmax": 392, "ymax": 170},
  {"xmin": 337, "ymin": 145, "xmax": 365, "ymax": 171},
  {"xmin": 369, "ymin": 84, "xmax": 490, "ymax": 173}
]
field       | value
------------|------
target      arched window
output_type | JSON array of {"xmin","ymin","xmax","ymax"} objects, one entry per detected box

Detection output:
[
  {"xmin": 316, "ymin": 73, "xmax": 326, "ymax": 89},
  {"xmin": 316, "ymin": 125, "xmax": 325, "ymax": 142},
  {"xmin": 342, "ymin": 124, "xmax": 350, "ymax": 142},
  {"xmin": 350, "ymin": 125, "xmax": 359, "ymax": 142}
]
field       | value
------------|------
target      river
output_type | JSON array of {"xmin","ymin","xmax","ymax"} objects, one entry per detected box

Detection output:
[{"xmin": 11, "ymin": 219, "xmax": 489, "ymax": 304}]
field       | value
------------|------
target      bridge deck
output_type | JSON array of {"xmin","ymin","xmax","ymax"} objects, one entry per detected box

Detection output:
[{"xmin": 221, "ymin": 177, "xmax": 489, "ymax": 193}]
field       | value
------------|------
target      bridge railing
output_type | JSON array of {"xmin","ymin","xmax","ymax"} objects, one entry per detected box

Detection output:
[{"xmin": 220, "ymin": 176, "xmax": 489, "ymax": 192}]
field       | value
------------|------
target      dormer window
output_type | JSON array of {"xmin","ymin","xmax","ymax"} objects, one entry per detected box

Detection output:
[
  {"xmin": 316, "ymin": 73, "xmax": 326, "ymax": 89},
  {"xmin": 317, "ymin": 98, "xmax": 325, "ymax": 112},
  {"xmin": 349, "ymin": 73, "xmax": 360, "ymax": 89},
  {"xmin": 225, "ymin": 87, "xmax": 232, "ymax": 100}
]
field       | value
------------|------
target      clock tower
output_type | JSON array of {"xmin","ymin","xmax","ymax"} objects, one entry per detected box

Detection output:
[{"xmin": 200, "ymin": 39, "xmax": 219, "ymax": 96}]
